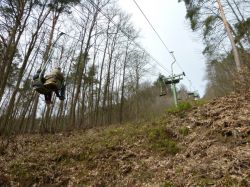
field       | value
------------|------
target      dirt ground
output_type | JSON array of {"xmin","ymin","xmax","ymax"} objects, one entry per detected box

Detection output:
[{"xmin": 0, "ymin": 92, "xmax": 249, "ymax": 187}]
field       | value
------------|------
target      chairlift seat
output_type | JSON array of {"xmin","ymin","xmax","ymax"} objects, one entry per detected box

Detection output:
[
  {"xmin": 32, "ymin": 79, "xmax": 51, "ymax": 95},
  {"xmin": 160, "ymin": 93, "xmax": 167, "ymax": 97},
  {"xmin": 165, "ymin": 79, "xmax": 180, "ymax": 84},
  {"xmin": 165, "ymin": 80, "xmax": 172, "ymax": 84},
  {"xmin": 172, "ymin": 79, "xmax": 180, "ymax": 84}
]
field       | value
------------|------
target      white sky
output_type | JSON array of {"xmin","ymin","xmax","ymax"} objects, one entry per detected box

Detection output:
[{"xmin": 118, "ymin": 0, "xmax": 207, "ymax": 96}]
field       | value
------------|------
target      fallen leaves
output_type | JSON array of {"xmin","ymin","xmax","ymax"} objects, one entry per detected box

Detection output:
[{"xmin": 0, "ymin": 92, "xmax": 250, "ymax": 186}]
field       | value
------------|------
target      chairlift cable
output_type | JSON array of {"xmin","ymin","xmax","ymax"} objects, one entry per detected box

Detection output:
[
  {"xmin": 132, "ymin": 0, "xmax": 197, "ymax": 89},
  {"xmin": 31, "ymin": 3, "xmax": 170, "ymax": 83},
  {"xmin": 84, "ymin": 0, "xmax": 172, "ymax": 74}
]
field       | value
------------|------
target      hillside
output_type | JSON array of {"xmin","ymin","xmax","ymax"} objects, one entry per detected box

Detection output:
[{"xmin": 0, "ymin": 92, "xmax": 249, "ymax": 187}]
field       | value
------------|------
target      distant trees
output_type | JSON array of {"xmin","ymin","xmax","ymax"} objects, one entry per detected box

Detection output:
[{"xmin": 204, "ymin": 53, "xmax": 237, "ymax": 99}]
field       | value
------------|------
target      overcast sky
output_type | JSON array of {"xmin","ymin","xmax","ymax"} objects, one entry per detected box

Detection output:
[{"xmin": 118, "ymin": 0, "xmax": 207, "ymax": 96}]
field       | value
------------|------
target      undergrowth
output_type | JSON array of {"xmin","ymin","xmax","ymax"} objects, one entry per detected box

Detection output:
[
  {"xmin": 147, "ymin": 126, "xmax": 179, "ymax": 155},
  {"xmin": 167, "ymin": 101, "xmax": 192, "ymax": 114},
  {"xmin": 4, "ymin": 121, "xmax": 182, "ymax": 185},
  {"xmin": 166, "ymin": 99, "xmax": 206, "ymax": 117}
]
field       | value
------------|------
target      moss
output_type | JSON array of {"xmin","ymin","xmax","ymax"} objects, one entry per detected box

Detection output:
[
  {"xmin": 193, "ymin": 99, "xmax": 207, "ymax": 106},
  {"xmin": 133, "ymin": 163, "xmax": 154, "ymax": 181},
  {"xmin": 147, "ymin": 127, "xmax": 180, "ymax": 155},
  {"xmin": 175, "ymin": 166, "xmax": 184, "ymax": 174},
  {"xmin": 161, "ymin": 181, "xmax": 172, "ymax": 187},
  {"xmin": 178, "ymin": 127, "xmax": 189, "ymax": 136},
  {"xmin": 198, "ymin": 178, "xmax": 215, "ymax": 186},
  {"xmin": 220, "ymin": 177, "xmax": 240, "ymax": 187}
]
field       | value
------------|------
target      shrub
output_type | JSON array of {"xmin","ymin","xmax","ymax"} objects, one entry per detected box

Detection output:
[{"xmin": 177, "ymin": 101, "xmax": 192, "ymax": 111}]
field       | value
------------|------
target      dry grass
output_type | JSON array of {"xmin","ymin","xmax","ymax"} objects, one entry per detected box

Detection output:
[{"xmin": 0, "ymin": 92, "xmax": 250, "ymax": 186}]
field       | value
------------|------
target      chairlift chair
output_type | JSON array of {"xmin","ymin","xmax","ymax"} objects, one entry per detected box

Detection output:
[
  {"xmin": 159, "ymin": 81, "xmax": 167, "ymax": 97},
  {"xmin": 32, "ymin": 77, "xmax": 51, "ymax": 95}
]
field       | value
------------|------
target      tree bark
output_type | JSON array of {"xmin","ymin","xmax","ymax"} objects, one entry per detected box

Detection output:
[{"xmin": 216, "ymin": 0, "xmax": 241, "ymax": 71}]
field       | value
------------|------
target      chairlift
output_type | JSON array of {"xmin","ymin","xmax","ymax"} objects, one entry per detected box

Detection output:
[
  {"xmin": 165, "ymin": 78, "xmax": 180, "ymax": 84},
  {"xmin": 187, "ymin": 92, "xmax": 195, "ymax": 96},
  {"xmin": 32, "ymin": 77, "xmax": 51, "ymax": 95},
  {"xmin": 172, "ymin": 79, "xmax": 180, "ymax": 84},
  {"xmin": 33, "ymin": 32, "xmax": 65, "ymax": 96},
  {"xmin": 159, "ymin": 82, "xmax": 167, "ymax": 97},
  {"xmin": 194, "ymin": 93, "xmax": 200, "ymax": 99},
  {"xmin": 165, "ymin": 80, "xmax": 172, "ymax": 84}
]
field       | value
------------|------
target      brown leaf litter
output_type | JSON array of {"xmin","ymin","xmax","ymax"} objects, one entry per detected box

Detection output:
[{"xmin": 0, "ymin": 92, "xmax": 249, "ymax": 186}]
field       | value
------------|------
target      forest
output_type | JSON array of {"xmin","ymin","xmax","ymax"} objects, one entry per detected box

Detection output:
[
  {"xmin": 0, "ymin": 0, "xmax": 174, "ymax": 134},
  {"xmin": 0, "ymin": 0, "xmax": 249, "ymax": 186},
  {"xmin": 0, "ymin": 0, "xmax": 249, "ymax": 135}
]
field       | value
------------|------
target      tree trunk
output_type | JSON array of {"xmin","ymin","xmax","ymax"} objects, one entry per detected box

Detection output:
[
  {"xmin": 71, "ymin": 10, "xmax": 98, "ymax": 127},
  {"xmin": 216, "ymin": 0, "xmax": 241, "ymax": 71},
  {"xmin": 95, "ymin": 24, "xmax": 110, "ymax": 125},
  {"xmin": 120, "ymin": 42, "xmax": 129, "ymax": 124}
]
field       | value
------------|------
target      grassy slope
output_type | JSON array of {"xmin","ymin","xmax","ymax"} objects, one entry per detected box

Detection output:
[{"xmin": 0, "ymin": 93, "xmax": 250, "ymax": 187}]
